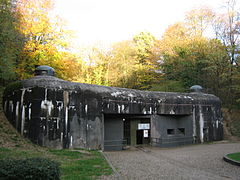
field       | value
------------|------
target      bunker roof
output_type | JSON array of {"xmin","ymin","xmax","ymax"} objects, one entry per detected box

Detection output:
[{"xmin": 19, "ymin": 75, "xmax": 220, "ymax": 105}]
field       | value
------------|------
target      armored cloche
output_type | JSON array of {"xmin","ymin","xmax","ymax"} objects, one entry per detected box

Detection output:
[{"xmin": 35, "ymin": 65, "xmax": 55, "ymax": 76}]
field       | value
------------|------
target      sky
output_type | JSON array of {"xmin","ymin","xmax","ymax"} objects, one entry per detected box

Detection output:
[{"xmin": 54, "ymin": 0, "xmax": 225, "ymax": 48}]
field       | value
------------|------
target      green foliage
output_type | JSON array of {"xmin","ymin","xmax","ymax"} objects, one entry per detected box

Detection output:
[
  {"xmin": 161, "ymin": 37, "xmax": 206, "ymax": 88},
  {"xmin": 0, "ymin": 158, "xmax": 60, "ymax": 180},
  {"xmin": 0, "ymin": 0, "xmax": 24, "ymax": 83},
  {"xmin": 150, "ymin": 80, "xmax": 186, "ymax": 92},
  {"xmin": 158, "ymin": 32, "xmax": 236, "ymax": 106},
  {"xmin": 133, "ymin": 31, "xmax": 156, "ymax": 64},
  {"xmin": 201, "ymin": 39, "xmax": 233, "ymax": 105}
]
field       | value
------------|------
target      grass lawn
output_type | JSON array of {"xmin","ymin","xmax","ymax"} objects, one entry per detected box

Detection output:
[
  {"xmin": 227, "ymin": 152, "xmax": 240, "ymax": 162},
  {"xmin": 0, "ymin": 147, "xmax": 112, "ymax": 180}
]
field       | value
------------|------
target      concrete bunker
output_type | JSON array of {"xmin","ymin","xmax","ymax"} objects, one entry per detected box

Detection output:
[{"xmin": 3, "ymin": 66, "xmax": 223, "ymax": 151}]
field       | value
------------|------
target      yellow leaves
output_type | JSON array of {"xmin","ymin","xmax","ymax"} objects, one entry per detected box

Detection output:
[
  {"xmin": 159, "ymin": 22, "xmax": 191, "ymax": 56},
  {"xmin": 159, "ymin": 19, "xmax": 214, "ymax": 60},
  {"xmin": 15, "ymin": 0, "xmax": 53, "ymax": 35},
  {"xmin": 14, "ymin": 0, "xmax": 75, "ymax": 80}
]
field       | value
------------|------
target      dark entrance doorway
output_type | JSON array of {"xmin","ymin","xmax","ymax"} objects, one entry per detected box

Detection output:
[
  {"xmin": 104, "ymin": 115, "xmax": 150, "ymax": 151},
  {"xmin": 123, "ymin": 117, "xmax": 150, "ymax": 146},
  {"xmin": 136, "ymin": 129, "xmax": 150, "ymax": 145},
  {"xmin": 136, "ymin": 130, "xmax": 143, "ymax": 144}
]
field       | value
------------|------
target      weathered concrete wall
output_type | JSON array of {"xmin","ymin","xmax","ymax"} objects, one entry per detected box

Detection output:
[
  {"xmin": 151, "ymin": 115, "xmax": 193, "ymax": 147},
  {"xmin": 3, "ymin": 75, "xmax": 223, "ymax": 150},
  {"xmin": 3, "ymin": 85, "xmax": 103, "ymax": 149}
]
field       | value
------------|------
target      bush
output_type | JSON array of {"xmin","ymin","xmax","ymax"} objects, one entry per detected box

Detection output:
[{"xmin": 0, "ymin": 158, "xmax": 60, "ymax": 180}]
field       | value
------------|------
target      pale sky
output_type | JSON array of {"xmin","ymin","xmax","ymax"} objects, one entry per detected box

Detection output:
[{"xmin": 54, "ymin": 0, "xmax": 225, "ymax": 47}]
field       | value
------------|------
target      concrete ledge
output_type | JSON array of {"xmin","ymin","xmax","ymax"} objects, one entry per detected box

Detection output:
[{"xmin": 223, "ymin": 154, "xmax": 240, "ymax": 166}]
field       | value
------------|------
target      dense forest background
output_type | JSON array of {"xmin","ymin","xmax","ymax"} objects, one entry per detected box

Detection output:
[{"xmin": 1, "ymin": 0, "xmax": 240, "ymax": 109}]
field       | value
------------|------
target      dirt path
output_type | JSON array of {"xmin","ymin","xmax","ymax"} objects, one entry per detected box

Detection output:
[{"xmin": 100, "ymin": 142, "xmax": 240, "ymax": 180}]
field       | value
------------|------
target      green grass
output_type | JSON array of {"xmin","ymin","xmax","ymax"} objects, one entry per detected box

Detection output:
[
  {"xmin": 60, "ymin": 154, "xmax": 112, "ymax": 180},
  {"xmin": 49, "ymin": 149, "xmax": 84, "ymax": 160},
  {"xmin": 53, "ymin": 150, "xmax": 112, "ymax": 180},
  {"xmin": 0, "ymin": 147, "xmax": 43, "ymax": 159},
  {"xmin": 0, "ymin": 147, "xmax": 112, "ymax": 180},
  {"xmin": 227, "ymin": 152, "xmax": 240, "ymax": 162}
]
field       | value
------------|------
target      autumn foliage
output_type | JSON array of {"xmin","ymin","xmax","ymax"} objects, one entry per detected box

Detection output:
[{"xmin": 1, "ymin": 0, "xmax": 240, "ymax": 108}]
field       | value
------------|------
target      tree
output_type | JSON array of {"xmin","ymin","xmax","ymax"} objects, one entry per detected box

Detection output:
[
  {"xmin": 185, "ymin": 6, "xmax": 215, "ymax": 37},
  {"xmin": 55, "ymin": 52, "xmax": 84, "ymax": 82},
  {"xmin": 154, "ymin": 23, "xmax": 193, "ymax": 91},
  {"xmin": 212, "ymin": 0, "xmax": 240, "ymax": 65},
  {"xmin": 158, "ymin": 22, "xmax": 191, "ymax": 56},
  {"xmin": 133, "ymin": 31, "xmax": 156, "ymax": 64},
  {"xmin": 78, "ymin": 37, "xmax": 159, "ymax": 90},
  {"xmin": 0, "ymin": 0, "xmax": 24, "ymax": 84},
  {"xmin": 156, "ymin": 22, "xmax": 231, "ymax": 96},
  {"xmin": 107, "ymin": 41, "xmax": 138, "ymax": 88},
  {"xmin": 201, "ymin": 39, "xmax": 231, "ymax": 99},
  {"xmin": 208, "ymin": 0, "xmax": 240, "ymax": 107},
  {"xmin": 80, "ymin": 47, "xmax": 111, "ymax": 86},
  {"xmin": 15, "ymin": 0, "xmax": 72, "ymax": 79},
  {"xmin": 132, "ymin": 32, "xmax": 160, "ymax": 90}
]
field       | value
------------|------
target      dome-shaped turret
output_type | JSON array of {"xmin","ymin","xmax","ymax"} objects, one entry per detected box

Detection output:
[
  {"xmin": 35, "ymin": 65, "xmax": 55, "ymax": 76},
  {"xmin": 190, "ymin": 85, "xmax": 203, "ymax": 93}
]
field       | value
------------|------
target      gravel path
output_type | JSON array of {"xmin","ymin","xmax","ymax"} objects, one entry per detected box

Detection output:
[{"xmin": 100, "ymin": 142, "xmax": 240, "ymax": 180}]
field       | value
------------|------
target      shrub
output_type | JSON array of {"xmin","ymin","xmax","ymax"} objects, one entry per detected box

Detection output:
[{"xmin": 0, "ymin": 158, "xmax": 60, "ymax": 180}]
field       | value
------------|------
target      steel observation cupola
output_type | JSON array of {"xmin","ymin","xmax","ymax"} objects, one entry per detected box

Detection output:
[{"xmin": 35, "ymin": 65, "xmax": 55, "ymax": 76}]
